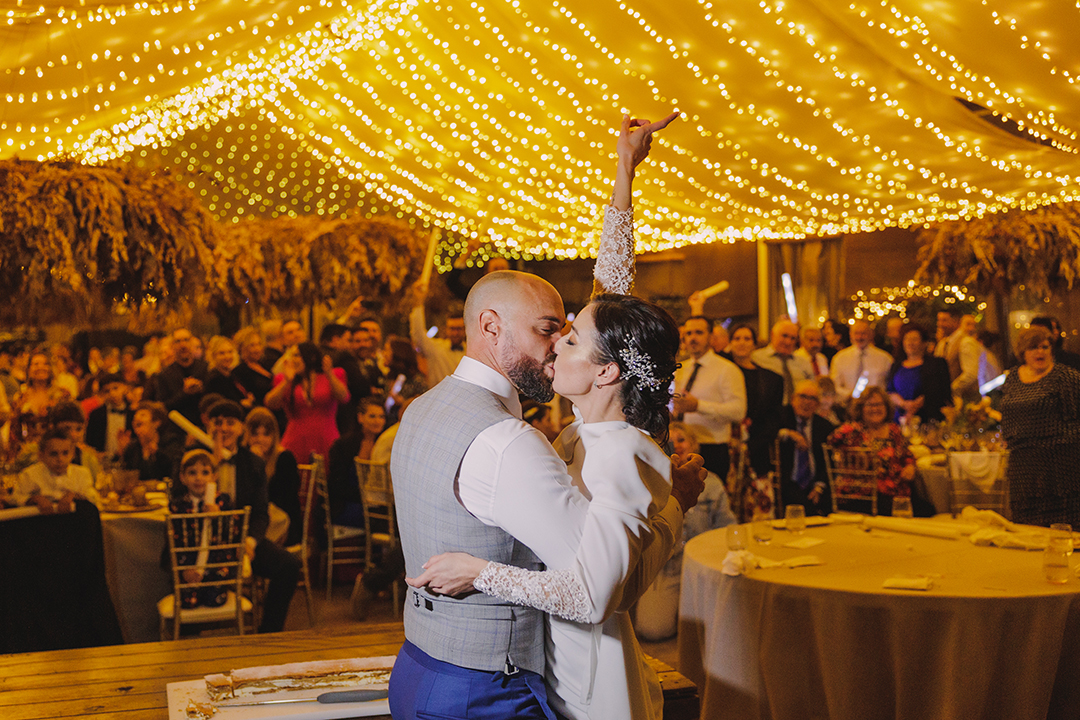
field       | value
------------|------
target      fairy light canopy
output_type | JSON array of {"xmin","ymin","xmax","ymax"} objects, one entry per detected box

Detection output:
[{"xmin": 4, "ymin": 0, "xmax": 1080, "ymax": 260}]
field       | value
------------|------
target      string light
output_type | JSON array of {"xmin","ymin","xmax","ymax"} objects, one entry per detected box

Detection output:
[
  {"xmin": 849, "ymin": 280, "xmax": 985, "ymax": 322},
  {"xmin": 2, "ymin": 0, "xmax": 1080, "ymax": 260}
]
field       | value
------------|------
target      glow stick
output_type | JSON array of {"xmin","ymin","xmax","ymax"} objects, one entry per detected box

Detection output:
[
  {"xmin": 782, "ymin": 273, "xmax": 798, "ymax": 323},
  {"xmin": 852, "ymin": 373, "xmax": 869, "ymax": 399},
  {"xmin": 980, "ymin": 372, "xmax": 1007, "ymax": 395},
  {"xmin": 419, "ymin": 227, "xmax": 440, "ymax": 286},
  {"xmin": 698, "ymin": 280, "xmax": 730, "ymax": 299},
  {"xmin": 168, "ymin": 410, "xmax": 232, "ymax": 460}
]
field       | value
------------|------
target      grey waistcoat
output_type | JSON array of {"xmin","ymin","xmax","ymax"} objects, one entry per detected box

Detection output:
[{"xmin": 391, "ymin": 375, "xmax": 545, "ymax": 675}]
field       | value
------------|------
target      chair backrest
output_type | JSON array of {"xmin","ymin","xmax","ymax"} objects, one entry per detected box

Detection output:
[
  {"xmin": 947, "ymin": 451, "xmax": 1009, "ymax": 515},
  {"xmin": 823, "ymin": 445, "xmax": 881, "ymax": 515},
  {"xmin": 309, "ymin": 454, "xmax": 330, "ymax": 536},
  {"xmin": 354, "ymin": 458, "xmax": 396, "ymax": 553},
  {"xmin": 164, "ymin": 507, "xmax": 251, "ymax": 609},
  {"xmin": 297, "ymin": 462, "xmax": 317, "ymax": 546}
]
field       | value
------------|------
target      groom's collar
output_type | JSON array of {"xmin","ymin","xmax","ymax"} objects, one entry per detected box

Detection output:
[{"xmin": 453, "ymin": 357, "xmax": 522, "ymax": 419}]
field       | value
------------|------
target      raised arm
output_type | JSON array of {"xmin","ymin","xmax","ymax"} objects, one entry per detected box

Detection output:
[{"xmin": 592, "ymin": 112, "xmax": 679, "ymax": 297}]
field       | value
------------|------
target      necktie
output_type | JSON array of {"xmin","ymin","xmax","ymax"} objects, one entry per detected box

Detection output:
[
  {"xmin": 684, "ymin": 362, "xmax": 702, "ymax": 394},
  {"xmin": 856, "ymin": 348, "xmax": 866, "ymax": 384},
  {"xmin": 793, "ymin": 417, "xmax": 813, "ymax": 489},
  {"xmin": 779, "ymin": 354, "xmax": 794, "ymax": 404},
  {"xmin": 811, "ymin": 355, "xmax": 820, "ymax": 377}
]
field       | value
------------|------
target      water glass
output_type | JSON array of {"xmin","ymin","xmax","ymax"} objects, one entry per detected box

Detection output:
[
  {"xmin": 785, "ymin": 504, "xmax": 807, "ymax": 535},
  {"xmin": 1051, "ymin": 524, "xmax": 1074, "ymax": 556},
  {"xmin": 892, "ymin": 496, "xmax": 913, "ymax": 519},
  {"xmin": 726, "ymin": 524, "xmax": 748, "ymax": 551},
  {"xmin": 752, "ymin": 513, "xmax": 774, "ymax": 544},
  {"xmin": 1044, "ymin": 542, "xmax": 1071, "ymax": 584}
]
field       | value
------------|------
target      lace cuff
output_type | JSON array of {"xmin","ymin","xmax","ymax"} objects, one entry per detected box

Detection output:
[
  {"xmin": 592, "ymin": 205, "xmax": 635, "ymax": 297},
  {"xmin": 474, "ymin": 561, "xmax": 591, "ymax": 624}
]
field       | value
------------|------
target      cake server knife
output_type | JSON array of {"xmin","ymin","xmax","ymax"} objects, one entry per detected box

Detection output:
[{"xmin": 217, "ymin": 688, "xmax": 389, "ymax": 707}]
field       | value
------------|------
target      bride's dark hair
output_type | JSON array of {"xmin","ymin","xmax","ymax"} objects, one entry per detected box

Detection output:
[{"xmin": 588, "ymin": 293, "xmax": 680, "ymax": 442}]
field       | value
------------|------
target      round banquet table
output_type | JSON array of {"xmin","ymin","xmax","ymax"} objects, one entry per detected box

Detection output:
[{"xmin": 678, "ymin": 518, "xmax": 1080, "ymax": 720}]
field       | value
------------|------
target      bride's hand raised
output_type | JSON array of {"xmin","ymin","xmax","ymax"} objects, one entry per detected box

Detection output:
[
  {"xmin": 406, "ymin": 552, "xmax": 490, "ymax": 597},
  {"xmin": 616, "ymin": 111, "xmax": 680, "ymax": 172},
  {"xmin": 670, "ymin": 452, "xmax": 707, "ymax": 512}
]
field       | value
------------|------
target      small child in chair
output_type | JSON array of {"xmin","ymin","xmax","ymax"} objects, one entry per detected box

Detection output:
[
  {"xmin": 13, "ymin": 427, "xmax": 100, "ymax": 513},
  {"xmin": 169, "ymin": 449, "xmax": 236, "ymax": 609}
]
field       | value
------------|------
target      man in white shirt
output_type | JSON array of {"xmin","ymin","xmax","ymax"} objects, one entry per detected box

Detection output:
[
  {"xmin": 673, "ymin": 316, "xmax": 747, "ymax": 479},
  {"xmin": 409, "ymin": 283, "xmax": 467, "ymax": 387},
  {"xmin": 13, "ymin": 428, "xmax": 99, "ymax": 511},
  {"xmin": 935, "ymin": 309, "xmax": 981, "ymax": 403},
  {"xmin": 794, "ymin": 326, "xmax": 829, "ymax": 377},
  {"xmin": 752, "ymin": 320, "xmax": 815, "ymax": 404},
  {"xmin": 830, "ymin": 319, "xmax": 894, "ymax": 403}
]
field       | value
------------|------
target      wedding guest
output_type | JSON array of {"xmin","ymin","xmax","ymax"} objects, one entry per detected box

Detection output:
[
  {"xmin": 935, "ymin": 309, "xmax": 981, "ymax": 403},
  {"xmin": 634, "ymin": 421, "xmax": 736, "ymax": 642},
  {"xmin": 1000, "ymin": 326, "xmax": 1080, "ymax": 526},
  {"xmin": 206, "ymin": 399, "xmax": 300, "ymax": 633},
  {"xmin": 821, "ymin": 319, "xmax": 849, "ymax": 362},
  {"xmin": 119, "ymin": 346, "xmax": 147, "ymax": 390},
  {"xmin": 231, "ymin": 327, "xmax": 275, "ymax": 408},
  {"xmin": 1030, "ymin": 316, "xmax": 1080, "ymax": 371},
  {"xmin": 880, "ymin": 316, "xmax": 905, "ymax": 357},
  {"xmin": 265, "ymin": 342, "xmax": 350, "ymax": 463},
  {"xmin": 326, "ymin": 396, "xmax": 387, "ymax": 528},
  {"xmin": 410, "ymin": 286, "xmax": 467, "ymax": 387},
  {"xmin": 384, "ymin": 336, "xmax": 428, "ymax": 426},
  {"xmin": 167, "ymin": 449, "xmax": 235, "ymax": 610},
  {"xmin": 830, "ymin": 319, "xmax": 894, "ymax": 403},
  {"xmin": 49, "ymin": 401, "xmax": 101, "ymax": 483},
  {"xmin": 18, "ymin": 350, "xmax": 58, "ymax": 418},
  {"xmin": 752, "ymin": 320, "xmax": 814, "ymax": 404},
  {"xmin": 204, "ymin": 336, "xmax": 248, "ymax": 405},
  {"xmin": 321, "ymin": 322, "xmax": 370, "ymax": 436},
  {"xmin": 794, "ymin": 325, "xmax": 829, "ymax": 377},
  {"xmin": 673, "ymin": 316, "xmax": 746, "ymax": 479},
  {"xmin": 244, "ymin": 408, "xmax": 303, "ymax": 547},
  {"xmin": 119, "ymin": 401, "xmax": 181, "ymax": 481},
  {"xmin": 777, "ymin": 380, "xmax": 835, "ymax": 516},
  {"xmin": 828, "ymin": 386, "xmax": 916, "ymax": 516},
  {"xmin": 728, "ymin": 323, "xmax": 783, "ymax": 477},
  {"xmin": 151, "ymin": 328, "xmax": 208, "ymax": 426},
  {"xmin": 260, "ymin": 320, "xmax": 285, "ymax": 372},
  {"xmin": 87, "ymin": 374, "xmax": 132, "ymax": 459},
  {"xmin": 710, "ymin": 323, "xmax": 730, "ymax": 358},
  {"xmin": 815, "ymin": 376, "xmax": 845, "ymax": 425},
  {"xmin": 12, "ymin": 427, "xmax": 100, "ymax": 511},
  {"xmin": 886, "ymin": 324, "xmax": 951, "ymax": 424}
]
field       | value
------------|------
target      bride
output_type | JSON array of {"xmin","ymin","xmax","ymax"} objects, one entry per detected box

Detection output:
[{"xmin": 408, "ymin": 111, "xmax": 688, "ymax": 720}]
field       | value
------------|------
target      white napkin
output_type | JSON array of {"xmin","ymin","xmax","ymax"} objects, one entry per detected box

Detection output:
[
  {"xmin": 883, "ymin": 576, "xmax": 933, "ymax": 591},
  {"xmin": 862, "ymin": 516, "xmax": 962, "ymax": 539},
  {"xmin": 968, "ymin": 527, "xmax": 1048, "ymax": 551},
  {"xmin": 721, "ymin": 550, "xmax": 823, "ymax": 576},
  {"xmin": 783, "ymin": 537, "xmax": 824, "ymax": 549},
  {"xmin": 0, "ymin": 506, "xmax": 41, "ymax": 522}
]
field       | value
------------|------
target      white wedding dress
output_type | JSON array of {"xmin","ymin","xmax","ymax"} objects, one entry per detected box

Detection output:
[{"xmin": 472, "ymin": 206, "xmax": 675, "ymax": 720}]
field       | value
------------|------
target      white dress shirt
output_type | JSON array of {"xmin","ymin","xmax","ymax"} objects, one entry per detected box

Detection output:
[
  {"xmin": 751, "ymin": 345, "xmax": 815, "ymax": 403},
  {"xmin": 13, "ymin": 462, "xmax": 99, "ymax": 506},
  {"xmin": 673, "ymin": 350, "xmax": 746, "ymax": 444},
  {"xmin": 409, "ymin": 306, "xmax": 466, "ymax": 387},
  {"xmin": 794, "ymin": 347, "xmax": 829, "ymax": 377},
  {"xmin": 452, "ymin": 357, "xmax": 684, "ymax": 573},
  {"xmin": 830, "ymin": 344, "xmax": 895, "ymax": 401}
]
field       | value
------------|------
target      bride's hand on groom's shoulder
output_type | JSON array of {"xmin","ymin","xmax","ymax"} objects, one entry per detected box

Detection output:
[
  {"xmin": 670, "ymin": 453, "xmax": 707, "ymax": 512},
  {"xmin": 406, "ymin": 552, "xmax": 490, "ymax": 597}
]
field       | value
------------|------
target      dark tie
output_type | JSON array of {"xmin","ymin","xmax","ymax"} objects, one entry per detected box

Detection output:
[
  {"xmin": 793, "ymin": 417, "xmax": 813, "ymax": 490},
  {"xmin": 684, "ymin": 362, "xmax": 702, "ymax": 394},
  {"xmin": 779, "ymin": 354, "xmax": 795, "ymax": 404}
]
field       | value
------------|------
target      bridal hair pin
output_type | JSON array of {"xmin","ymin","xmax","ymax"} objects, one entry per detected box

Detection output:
[{"xmin": 618, "ymin": 336, "xmax": 666, "ymax": 392}]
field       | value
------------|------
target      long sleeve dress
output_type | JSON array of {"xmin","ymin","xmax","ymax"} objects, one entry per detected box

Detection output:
[{"xmin": 469, "ymin": 206, "xmax": 675, "ymax": 720}]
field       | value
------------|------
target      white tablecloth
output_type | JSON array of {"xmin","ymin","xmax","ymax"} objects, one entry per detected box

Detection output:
[
  {"xmin": 100, "ymin": 507, "xmax": 172, "ymax": 643},
  {"xmin": 678, "ymin": 520, "xmax": 1080, "ymax": 720}
]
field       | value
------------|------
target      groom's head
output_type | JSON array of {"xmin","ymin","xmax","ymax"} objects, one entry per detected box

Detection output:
[{"xmin": 465, "ymin": 271, "xmax": 565, "ymax": 402}]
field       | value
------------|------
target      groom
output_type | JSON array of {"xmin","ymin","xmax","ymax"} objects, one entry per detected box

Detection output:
[{"xmin": 389, "ymin": 270, "xmax": 704, "ymax": 719}]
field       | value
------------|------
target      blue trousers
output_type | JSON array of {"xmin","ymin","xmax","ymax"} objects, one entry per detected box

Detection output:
[{"xmin": 389, "ymin": 640, "xmax": 557, "ymax": 719}]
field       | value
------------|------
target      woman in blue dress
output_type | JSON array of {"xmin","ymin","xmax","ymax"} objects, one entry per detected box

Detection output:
[{"xmin": 886, "ymin": 323, "xmax": 951, "ymax": 425}]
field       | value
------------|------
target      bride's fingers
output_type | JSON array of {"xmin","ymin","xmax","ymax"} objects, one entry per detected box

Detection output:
[{"xmin": 650, "ymin": 111, "xmax": 680, "ymax": 131}]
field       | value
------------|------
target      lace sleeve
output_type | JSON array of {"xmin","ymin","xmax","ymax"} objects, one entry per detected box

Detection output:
[
  {"xmin": 591, "ymin": 205, "xmax": 635, "ymax": 297},
  {"xmin": 473, "ymin": 561, "xmax": 591, "ymax": 623}
]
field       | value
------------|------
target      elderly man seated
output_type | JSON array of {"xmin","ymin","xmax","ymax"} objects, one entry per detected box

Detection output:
[{"xmin": 777, "ymin": 380, "xmax": 836, "ymax": 516}]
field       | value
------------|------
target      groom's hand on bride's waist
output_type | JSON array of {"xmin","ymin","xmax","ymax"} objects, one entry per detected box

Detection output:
[{"xmin": 670, "ymin": 453, "xmax": 707, "ymax": 512}]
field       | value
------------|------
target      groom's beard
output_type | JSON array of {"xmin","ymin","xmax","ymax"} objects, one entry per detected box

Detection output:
[{"xmin": 507, "ymin": 352, "xmax": 556, "ymax": 403}]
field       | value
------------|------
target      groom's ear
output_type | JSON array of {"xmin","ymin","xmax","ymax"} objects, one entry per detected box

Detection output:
[{"xmin": 477, "ymin": 309, "xmax": 501, "ymax": 344}]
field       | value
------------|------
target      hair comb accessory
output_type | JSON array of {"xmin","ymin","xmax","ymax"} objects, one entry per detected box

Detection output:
[{"xmin": 618, "ymin": 335, "xmax": 666, "ymax": 392}]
